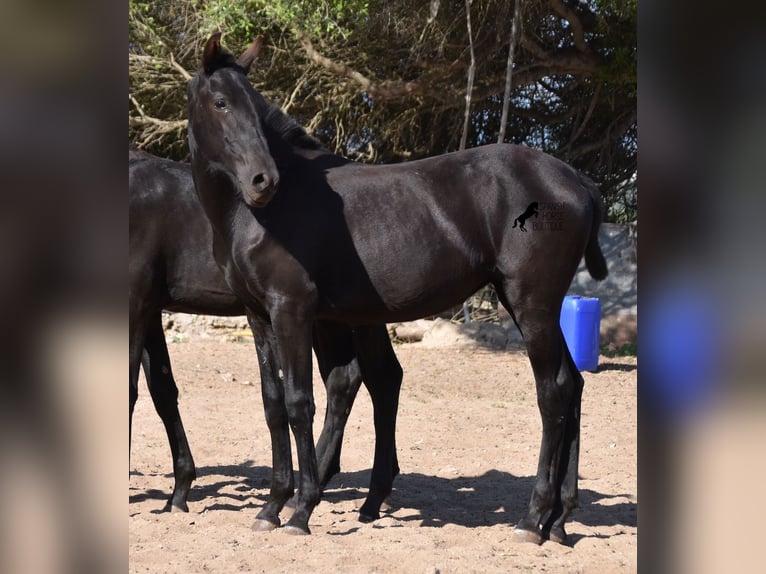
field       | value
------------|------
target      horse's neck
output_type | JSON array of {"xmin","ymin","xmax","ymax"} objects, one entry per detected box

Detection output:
[
  {"xmin": 264, "ymin": 130, "xmax": 337, "ymax": 169},
  {"xmin": 256, "ymin": 98, "xmax": 332, "ymax": 161}
]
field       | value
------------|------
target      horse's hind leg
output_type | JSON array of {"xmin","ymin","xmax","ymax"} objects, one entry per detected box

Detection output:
[
  {"xmin": 541, "ymin": 348, "xmax": 583, "ymax": 544},
  {"xmin": 311, "ymin": 321, "xmax": 363, "ymax": 487},
  {"xmin": 517, "ymin": 312, "xmax": 576, "ymax": 543},
  {"xmin": 352, "ymin": 324, "xmax": 403, "ymax": 523},
  {"xmin": 301, "ymin": 321, "xmax": 401, "ymax": 523},
  {"xmin": 496, "ymin": 283, "xmax": 581, "ymax": 545},
  {"xmin": 143, "ymin": 314, "xmax": 196, "ymax": 512}
]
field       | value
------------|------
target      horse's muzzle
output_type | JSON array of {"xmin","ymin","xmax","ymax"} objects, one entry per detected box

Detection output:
[{"xmin": 244, "ymin": 173, "xmax": 279, "ymax": 207}]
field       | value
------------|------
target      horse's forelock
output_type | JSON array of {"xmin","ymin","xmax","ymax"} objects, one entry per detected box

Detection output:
[{"xmin": 203, "ymin": 52, "xmax": 243, "ymax": 76}]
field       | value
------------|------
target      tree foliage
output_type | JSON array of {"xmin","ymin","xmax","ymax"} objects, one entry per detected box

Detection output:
[{"xmin": 129, "ymin": 0, "xmax": 636, "ymax": 222}]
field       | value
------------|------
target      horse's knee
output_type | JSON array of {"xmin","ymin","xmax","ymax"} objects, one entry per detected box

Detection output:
[
  {"xmin": 365, "ymin": 355, "xmax": 403, "ymax": 396},
  {"xmin": 149, "ymin": 382, "xmax": 180, "ymax": 419},
  {"xmin": 174, "ymin": 456, "xmax": 197, "ymax": 483},
  {"xmin": 285, "ymin": 392, "xmax": 316, "ymax": 428}
]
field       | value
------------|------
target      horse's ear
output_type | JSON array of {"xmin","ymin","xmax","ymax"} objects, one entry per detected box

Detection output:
[
  {"xmin": 236, "ymin": 36, "xmax": 264, "ymax": 73},
  {"xmin": 202, "ymin": 32, "xmax": 224, "ymax": 74}
]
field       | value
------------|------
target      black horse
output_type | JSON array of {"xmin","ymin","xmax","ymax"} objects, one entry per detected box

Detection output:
[
  {"xmin": 186, "ymin": 34, "xmax": 608, "ymax": 542},
  {"xmin": 129, "ymin": 146, "xmax": 402, "ymax": 514}
]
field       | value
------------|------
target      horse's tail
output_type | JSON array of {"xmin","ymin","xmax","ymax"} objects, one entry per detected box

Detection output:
[{"xmin": 581, "ymin": 174, "xmax": 608, "ymax": 281}]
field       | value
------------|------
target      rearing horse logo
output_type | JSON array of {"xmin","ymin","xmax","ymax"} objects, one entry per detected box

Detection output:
[{"xmin": 512, "ymin": 202, "xmax": 539, "ymax": 232}]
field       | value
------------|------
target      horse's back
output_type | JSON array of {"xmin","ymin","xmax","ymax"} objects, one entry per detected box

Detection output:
[
  {"xmin": 327, "ymin": 142, "xmax": 596, "ymax": 249},
  {"xmin": 331, "ymin": 143, "xmax": 594, "ymax": 220}
]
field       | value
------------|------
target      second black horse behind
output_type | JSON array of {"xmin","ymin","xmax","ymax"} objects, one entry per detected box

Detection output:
[{"xmin": 129, "ymin": 146, "xmax": 403, "ymax": 518}]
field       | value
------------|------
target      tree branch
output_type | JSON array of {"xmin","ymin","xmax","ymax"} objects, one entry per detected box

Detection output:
[
  {"xmin": 567, "ymin": 82, "xmax": 601, "ymax": 149},
  {"xmin": 460, "ymin": 0, "xmax": 476, "ymax": 151},
  {"xmin": 129, "ymin": 53, "xmax": 193, "ymax": 83},
  {"xmin": 497, "ymin": 0, "xmax": 522, "ymax": 143},
  {"xmin": 549, "ymin": 0, "xmax": 589, "ymax": 53},
  {"xmin": 567, "ymin": 109, "xmax": 636, "ymax": 160},
  {"xmin": 169, "ymin": 52, "xmax": 193, "ymax": 81},
  {"xmin": 129, "ymin": 95, "xmax": 187, "ymax": 131},
  {"xmin": 298, "ymin": 34, "xmax": 425, "ymax": 100}
]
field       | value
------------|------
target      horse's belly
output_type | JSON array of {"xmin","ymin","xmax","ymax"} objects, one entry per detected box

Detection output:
[{"xmin": 315, "ymin": 263, "xmax": 490, "ymax": 324}]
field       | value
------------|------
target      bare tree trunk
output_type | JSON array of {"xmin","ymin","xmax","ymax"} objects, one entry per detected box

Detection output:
[
  {"xmin": 459, "ymin": 0, "xmax": 476, "ymax": 152},
  {"xmin": 460, "ymin": 0, "xmax": 476, "ymax": 323},
  {"xmin": 497, "ymin": 0, "xmax": 522, "ymax": 144}
]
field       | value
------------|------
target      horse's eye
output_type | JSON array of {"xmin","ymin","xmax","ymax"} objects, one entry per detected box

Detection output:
[{"xmin": 213, "ymin": 99, "xmax": 227, "ymax": 111}]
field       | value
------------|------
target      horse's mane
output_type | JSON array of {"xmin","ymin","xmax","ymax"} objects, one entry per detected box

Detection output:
[
  {"xmin": 205, "ymin": 52, "xmax": 328, "ymax": 153},
  {"xmin": 129, "ymin": 141, "xmax": 159, "ymax": 161},
  {"xmin": 253, "ymin": 92, "xmax": 327, "ymax": 152}
]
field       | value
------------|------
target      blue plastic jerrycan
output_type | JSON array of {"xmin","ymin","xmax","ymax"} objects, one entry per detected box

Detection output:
[{"xmin": 560, "ymin": 296, "xmax": 601, "ymax": 372}]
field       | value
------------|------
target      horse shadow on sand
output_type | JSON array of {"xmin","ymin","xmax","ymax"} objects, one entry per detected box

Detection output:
[
  {"xmin": 129, "ymin": 461, "xmax": 272, "ymax": 515},
  {"xmin": 323, "ymin": 469, "xmax": 635, "ymax": 546},
  {"xmin": 130, "ymin": 461, "xmax": 635, "ymax": 546}
]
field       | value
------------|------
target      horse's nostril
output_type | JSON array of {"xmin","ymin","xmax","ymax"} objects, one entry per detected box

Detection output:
[{"xmin": 252, "ymin": 173, "xmax": 267, "ymax": 188}]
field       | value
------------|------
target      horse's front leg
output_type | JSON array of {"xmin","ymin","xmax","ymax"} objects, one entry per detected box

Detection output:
[
  {"xmin": 272, "ymin": 307, "xmax": 320, "ymax": 535},
  {"xmin": 247, "ymin": 314, "xmax": 295, "ymax": 532}
]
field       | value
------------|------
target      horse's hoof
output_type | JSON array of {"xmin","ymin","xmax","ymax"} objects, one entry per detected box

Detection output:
[
  {"xmin": 358, "ymin": 510, "xmax": 379, "ymax": 523},
  {"xmin": 252, "ymin": 518, "xmax": 280, "ymax": 532},
  {"xmin": 282, "ymin": 525, "xmax": 311, "ymax": 536},
  {"xmin": 164, "ymin": 499, "xmax": 189, "ymax": 513},
  {"xmin": 513, "ymin": 527, "xmax": 543, "ymax": 545},
  {"xmin": 547, "ymin": 527, "xmax": 568, "ymax": 545},
  {"xmin": 358, "ymin": 500, "xmax": 381, "ymax": 523}
]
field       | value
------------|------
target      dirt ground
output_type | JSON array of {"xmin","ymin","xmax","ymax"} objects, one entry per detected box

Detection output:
[{"xmin": 129, "ymin": 336, "xmax": 636, "ymax": 573}]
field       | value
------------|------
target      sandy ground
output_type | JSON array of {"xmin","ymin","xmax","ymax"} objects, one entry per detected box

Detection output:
[{"xmin": 129, "ymin": 338, "xmax": 636, "ymax": 573}]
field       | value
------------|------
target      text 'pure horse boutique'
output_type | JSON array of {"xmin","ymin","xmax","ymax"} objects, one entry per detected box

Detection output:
[
  {"xmin": 535, "ymin": 202, "xmax": 565, "ymax": 231},
  {"xmin": 512, "ymin": 201, "xmax": 565, "ymax": 232}
]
